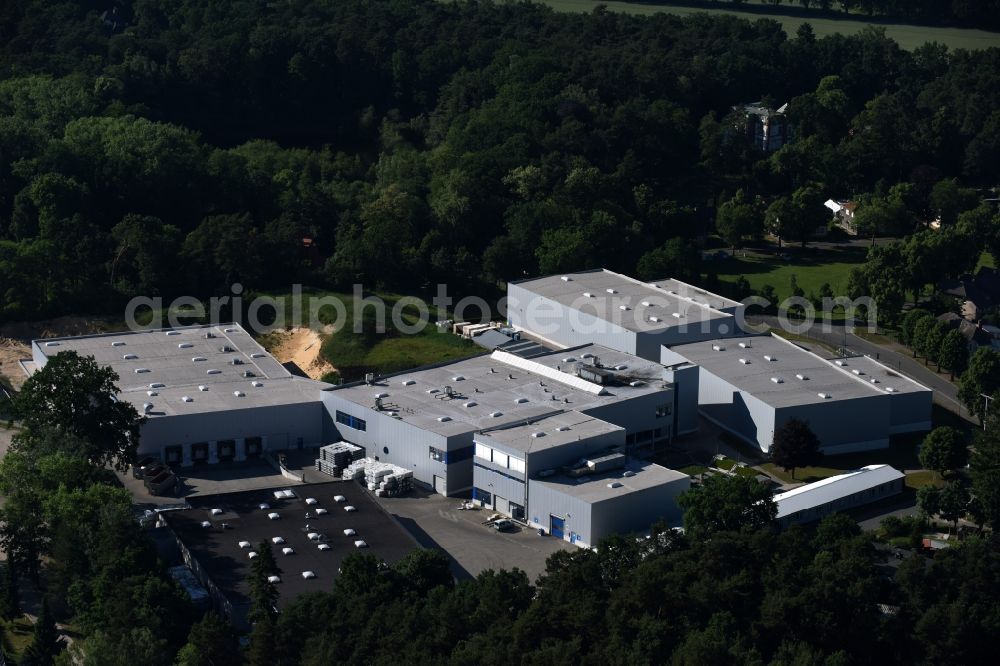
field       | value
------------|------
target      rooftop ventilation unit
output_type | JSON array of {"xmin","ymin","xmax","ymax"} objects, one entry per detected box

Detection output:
[
  {"xmin": 317, "ymin": 543, "xmax": 331, "ymax": 551},
  {"xmin": 869, "ymin": 378, "xmax": 880, "ymax": 384},
  {"xmin": 490, "ymin": 411, "xmax": 502, "ymax": 417},
  {"xmin": 463, "ymin": 400, "xmax": 477, "ymax": 408},
  {"xmin": 343, "ymin": 529, "xmax": 356, "ymax": 536},
  {"xmin": 207, "ymin": 369, "xmax": 221, "ymax": 375},
  {"xmin": 401, "ymin": 379, "xmax": 415, "ymax": 386},
  {"xmin": 305, "ymin": 498, "xmax": 318, "ymax": 505},
  {"xmin": 251, "ymin": 353, "xmax": 265, "ymax": 359},
  {"xmin": 252, "ymin": 381, "xmax": 263, "ymax": 388},
  {"xmin": 166, "ymin": 331, "xmax": 180, "ymax": 336},
  {"xmin": 123, "ymin": 353, "xmax": 138, "ymax": 360},
  {"xmin": 111, "ymin": 341, "xmax": 125, "ymax": 347},
  {"xmin": 852, "ymin": 369, "xmax": 864, "ymax": 375},
  {"xmin": 178, "ymin": 343, "xmax": 193, "ymax": 349},
  {"xmin": 606, "ymin": 288, "xmax": 617, "ymax": 294},
  {"xmin": 142, "ymin": 403, "xmax": 153, "ymax": 413},
  {"xmin": 885, "ymin": 387, "xmax": 897, "ymax": 393},
  {"xmin": 629, "ymin": 380, "xmax": 645, "ymax": 387},
  {"xmin": 713, "ymin": 344, "xmax": 725, "ymax": 351},
  {"xmin": 555, "ymin": 426, "xmax": 570, "ymax": 432},
  {"xmin": 374, "ymin": 392, "xmax": 388, "ymax": 399},
  {"xmin": 437, "ymin": 416, "xmax": 451, "ymax": 422},
  {"xmin": 192, "ymin": 357, "xmax": 207, "ymax": 362},
  {"xmin": 835, "ymin": 360, "xmax": 847, "ymax": 366},
  {"xmin": 204, "ymin": 332, "xmax": 216, "ymax": 339},
  {"xmin": 149, "ymin": 382, "xmax": 165, "ymax": 389},
  {"xmin": 795, "ymin": 374, "xmax": 808, "ymax": 381},
  {"xmin": 199, "ymin": 385, "xmax": 208, "ymax": 391},
  {"xmin": 560, "ymin": 275, "xmax": 572, "ymax": 281},
  {"xmin": 667, "ymin": 290, "xmax": 677, "ymax": 295},
  {"xmin": 649, "ymin": 316, "xmax": 661, "ymax": 323},
  {"xmin": 738, "ymin": 358, "xmax": 750, "ymax": 365},
  {"xmin": 224, "ymin": 327, "xmax": 236, "ymax": 333},
  {"xmin": 738, "ymin": 342, "xmax": 748, "ymax": 348},
  {"xmin": 818, "ymin": 393, "xmax": 831, "ymax": 399},
  {"xmin": 234, "ymin": 391, "xmax": 245, "ymax": 397},
  {"xmin": 219, "ymin": 345, "xmax": 234, "ymax": 353},
  {"xmin": 619, "ymin": 305, "xmax": 630, "ymax": 311},
  {"xmin": 315, "ymin": 508, "xmax": 328, "ymax": 515},
  {"xmin": 282, "ymin": 547, "xmax": 294, "ymax": 555},
  {"xmin": 623, "ymin": 470, "xmax": 636, "ymax": 477},
  {"xmin": 562, "ymin": 356, "xmax": 577, "ymax": 363},
  {"xmin": 426, "ymin": 388, "xmax": 439, "ymax": 394},
  {"xmin": 515, "ymin": 397, "xmax": 529, "ymax": 404},
  {"xmin": 581, "ymin": 353, "xmax": 594, "ymax": 359},
  {"xmin": 268, "ymin": 512, "xmax": 280, "ymax": 520},
  {"xmin": 268, "ymin": 575, "xmax": 281, "ymax": 583},
  {"xmin": 301, "ymin": 571, "xmax": 316, "ymax": 579},
  {"xmin": 531, "ymin": 432, "xmax": 545, "ymax": 438},
  {"xmin": 134, "ymin": 368, "xmax": 150, "ymax": 374},
  {"xmin": 247, "ymin": 551, "xmax": 258, "ymax": 559},
  {"xmin": 354, "ymin": 540, "xmax": 368, "ymax": 548},
  {"xmin": 764, "ymin": 355, "xmax": 776, "ymax": 362},
  {"xmin": 641, "ymin": 300, "xmax": 652, "ymax": 307},
  {"xmin": 239, "ymin": 541, "xmax": 251, "ymax": 549},
  {"xmin": 272, "ymin": 536, "xmax": 285, "ymax": 544},
  {"xmin": 607, "ymin": 482, "xmax": 623, "ymax": 489},
  {"xmin": 181, "ymin": 396, "xmax": 193, "ymax": 403},
  {"xmin": 672, "ymin": 312, "xmax": 683, "ymax": 318},
  {"xmin": 583, "ymin": 292, "xmax": 594, "ymax": 298},
  {"xmin": 770, "ymin": 377, "xmax": 783, "ymax": 384},
  {"xmin": 147, "ymin": 390, "xmax": 157, "ymax": 397},
  {"xmin": 452, "ymin": 375, "xmax": 465, "ymax": 382}
]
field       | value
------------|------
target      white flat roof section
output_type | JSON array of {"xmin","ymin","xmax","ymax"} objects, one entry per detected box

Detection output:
[
  {"xmin": 510, "ymin": 269, "xmax": 739, "ymax": 334},
  {"xmin": 774, "ymin": 465, "xmax": 905, "ymax": 519},
  {"xmin": 531, "ymin": 460, "xmax": 688, "ymax": 504},
  {"xmin": 327, "ymin": 343, "xmax": 672, "ymax": 437},
  {"xmin": 33, "ymin": 324, "xmax": 328, "ymax": 417},
  {"xmin": 667, "ymin": 334, "xmax": 928, "ymax": 408},
  {"xmin": 478, "ymin": 411, "xmax": 624, "ymax": 454}
]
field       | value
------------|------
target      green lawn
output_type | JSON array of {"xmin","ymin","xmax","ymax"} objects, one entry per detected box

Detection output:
[
  {"xmin": 758, "ymin": 435, "xmax": 923, "ymax": 484},
  {"xmin": 976, "ymin": 251, "xmax": 996, "ymax": 271},
  {"xmin": 538, "ymin": 0, "xmax": 1000, "ymax": 51},
  {"xmin": 292, "ymin": 291, "xmax": 484, "ymax": 381},
  {"xmin": 904, "ymin": 470, "xmax": 944, "ymax": 490},
  {"xmin": 712, "ymin": 246, "xmax": 867, "ymax": 302},
  {"xmin": 678, "ymin": 464, "xmax": 709, "ymax": 477},
  {"xmin": 715, "ymin": 457, "xmax": 760, "ymax": 479}
]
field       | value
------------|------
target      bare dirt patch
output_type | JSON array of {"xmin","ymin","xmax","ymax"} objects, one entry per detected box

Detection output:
[
  {"xmin": 264, "ymin": 327, "xmax": 335, "ymax": 380},
  {"xmin": 0, "ymin": 338, "xmax": 31, "ymax": 391}
]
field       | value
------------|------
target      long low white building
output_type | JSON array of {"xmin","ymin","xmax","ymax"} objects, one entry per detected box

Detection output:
[
  {"xmin": 30, "ymin": 324, "xmax": 330, "ymax": 465},
  {"xmin": 774, "ymin": 465, "xmax": 905, "ymax": 528},
  {"xmin": 661, "ymin": 334, "xmax": 932, "ymax": 454}
]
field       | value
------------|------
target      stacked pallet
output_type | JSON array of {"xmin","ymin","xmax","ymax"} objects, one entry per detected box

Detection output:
[
  {"xmin": 314, "ymin": 442, "xmax": 365, "ymax": 477},
  {"xmin": 341, "ymin": 458, "xmax": 414, "ymax": 497}
]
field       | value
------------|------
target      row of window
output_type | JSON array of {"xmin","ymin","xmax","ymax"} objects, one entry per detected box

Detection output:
[
  {"xmin": 625, "ymin": 428, "xmax": 664, "ymax": 445},
  {"xmin": 474, "ymin": 462, "xmax": 525, "ymax": 485},
  {"xmin": 475, "ymin": 442, "xmax": 526, "ymax": 474},
  {"xmin": 336, "ymin": 410, "xmax": 367, "ymax": 431}
]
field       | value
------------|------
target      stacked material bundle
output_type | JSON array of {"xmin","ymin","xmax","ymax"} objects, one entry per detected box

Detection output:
[
  {"xmin": 341, "ymin": 458, "xmax": 414, "ymax": 497},
  {"xmin": 315, "ymin": 441, "xmax": 365, "ymax": 477}
]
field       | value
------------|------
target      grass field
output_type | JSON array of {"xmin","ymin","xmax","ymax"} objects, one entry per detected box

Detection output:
[
  {"xmin": 712, "ymin": 246, "xmax": 867, "ymax": 301},
  {"xmin": 539, "ymin": 0, "xmax": 1000, "ymax": 50},
  {"xmin": 261, "ymin": 291, "xmax": 484, "ymax": 381},
  {"xmin": 759, "ymin": 434, "xmax": 923, "ymax": 484}
]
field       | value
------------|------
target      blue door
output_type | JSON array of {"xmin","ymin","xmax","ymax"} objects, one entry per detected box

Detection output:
[{"xmin": 550, "ymin": 515, "xmax": 565, "ymax": 539}]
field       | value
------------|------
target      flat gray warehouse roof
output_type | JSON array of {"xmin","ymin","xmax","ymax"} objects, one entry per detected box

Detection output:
[
  {"xmin": 531, "ymin": 460, "xmax": 688, "ymax": 504},
  {"xmin": 665, "ymin": 334, "xmax": 929, "ymax": 408},
  {"xmin": 33, "ymin": 324, "xmax": 328, "ymax": 417},
  {"xmin": 327, "ymin": 344, "xmax": 671, "ymax": 437},
  {"xmin": 510, "ymin": 269, "xmax": 737, "ymax": 334},
  {"xmin": 479, "ymin": 411, "xmax": 624, "ymax": 454}
]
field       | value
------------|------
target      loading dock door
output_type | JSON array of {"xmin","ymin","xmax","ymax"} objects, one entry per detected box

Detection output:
[
  {"xmin": 433, "ymin": 475, "xmax": 447, "ymax": 496},
  {"xmin": 550, "ymin": 515, "xmax": 565, "ymax": 539},
  {"xmin": 495, "ymin": 496, "xmax": 510, "ymax": 516}
]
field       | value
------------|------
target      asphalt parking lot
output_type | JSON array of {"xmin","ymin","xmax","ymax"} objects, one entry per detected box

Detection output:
[{"xmin": 376, "ymin": 488, "xmax": 573, "ymax": 582}]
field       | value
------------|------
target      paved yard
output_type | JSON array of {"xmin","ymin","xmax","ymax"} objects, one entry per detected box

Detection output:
[
  {"xmin": 116, "ymin": 460, "xmax": 296, "ymax": 508},
  {"xmin": 376, "ymin": 489, "xmax": 573, "ymax": 582}
]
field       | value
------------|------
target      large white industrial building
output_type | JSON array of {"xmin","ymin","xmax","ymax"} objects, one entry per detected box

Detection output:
[
  {"xmin": 507, "ymin": 269, "xmax": 744, "ymax": 361},
  {"xmin": 471, "ymin": 411, "xmax": 689, "ymax": 546},
  {"xmin": 322, "ymin": 344, "xmax": 683, "ymax": 497},
  {"xmin": 661, "ymin": 334, "xmax": 933, "ymax": 454},
  {"xmin": 30, "ymin": 324, "xmax": 329, "ymax": 465}
]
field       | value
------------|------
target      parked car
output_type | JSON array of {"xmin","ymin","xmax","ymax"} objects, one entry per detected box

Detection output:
[{"xmin": 492, "ymin": 519, "xmax": 516, "ymax": 532}]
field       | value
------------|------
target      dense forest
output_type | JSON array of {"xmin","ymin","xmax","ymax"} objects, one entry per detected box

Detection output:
[
  {"xmin": 701, "ymin": 0, "xmax": 1000, "ymax": 31},
  {"xmin": 1, "ymin": 0, "xmax": 1000, "ymax": 323}
]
